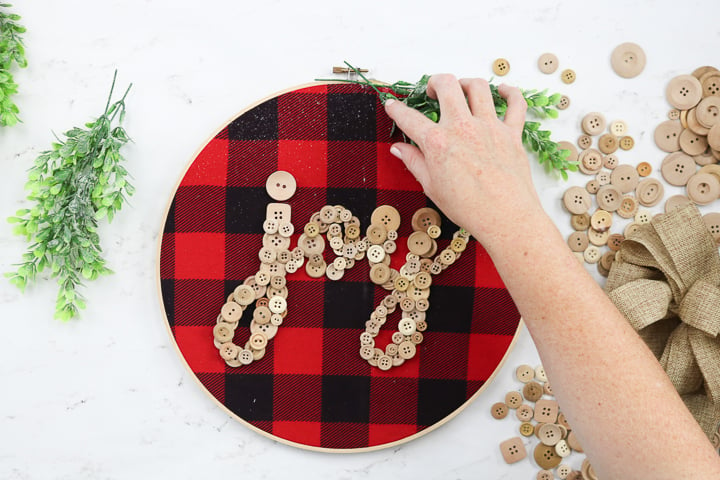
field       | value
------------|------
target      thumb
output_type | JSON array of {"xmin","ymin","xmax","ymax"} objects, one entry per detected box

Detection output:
[{"xmin": 390, "ymin": 142, "xmax": 431, "ymax": 191}]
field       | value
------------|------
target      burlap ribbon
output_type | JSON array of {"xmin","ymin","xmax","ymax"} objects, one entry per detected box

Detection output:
[{"xmin": 605, "ymin": 204, "xmax": 720, "ymax": 438}]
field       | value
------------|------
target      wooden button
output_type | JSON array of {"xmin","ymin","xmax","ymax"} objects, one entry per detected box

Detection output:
[
  {"xmin": 371, "ymin": 205, "xmax": 401, "ymax": 232},
  {"xmin": 213, "ymin": 323, "xmax": 234, "ymax": 343},
  {"xmin": 654, "ymin": 120, "xmax": 683, "ymax": 152},
  {"xmin": 703, "ymin": 212, "xmax": 720, "ymax": 244},
  {"xmin": 635, "ymin": 209, "xmax": 652, "ymax": 224},
  {"xmin": 523, "ymin": 381, "xmax": 543, "ymax": 402},
  {"xmin": 603, "ymin": 153, "xmax": 619, "ymax": 170},
  {"xmin": 609, "ymin": 164, "xmax": 639, "ymax": 193},
  {"xmin": 661, "ymin": 151, "xmax": 695, "ymax": 186},
  {"xmin": 538, "ymin": 423, "xmax": 562, "ymax": 446},
  {"xmin": 595, "ymin": 170, "xmax": 611, "ymax": 186},
  {"xmin": 555, "ymin": 439, "xmax": 571, "ymax": 457},
  {"xmin": 695, "ymin": 96, "xmax": 720, "ymax": 128},
  {"xmin": 534, "ymin": 443, "xmax": 562, "ymax": 470},
  {"xmin": 369, "ymin": 263, "xmax": 391, "ymax": 284},
  {"xmin": 636, "ymin": 178, "xmax": 664, "ymax": 207},
  {"xmin": 607, "ymin": 233, "xmax": 624, "ymax": 251},
  {"xmin": 411, "ymin": 207, "xmax": 441, "ymax": 232},
  {"xmin": 562, "ymin": 187, "xmax": 591, "ymax": 214},
  {"xmin": 534, "ymin": 399, "xmax": 559, "ymax": 423},
  {"xmin": 268, "ymin": 295, "xmax": 287, "ymax": 314},
  {"xmin": 636, "ymin": 162, "xmax": 652, "ymax": 176},
  {"xmin": 583, "ymin": 245, "xmax": 601, "ymax": 263},
  {"xmin": 609, "ymin": 120, "xmax": 628, "ymax": 136},
  {"xmin": 516, "ymin": 364, "xmax": 535, "ymax": 382},
  {"xmin": 664, "ymin": 194, "xmax": 692, "ymax": 213},
  {"xmin": 582, "ymin": 112, "xmax": 606, "ymax": 136},
  {"xmin": 520, "ymin": 422, "xmax": 535, "ymax": 437},
  {"xmin": 426, "ymin": 225, "xmax": 441, "ymax": 239},
  {"xmin": 668, "ymin": 108, "xmax": 681, "ymax": 120},
  {"xmin": 538, "ymin": 53, "xmax": 559, "ymax": 74},
  {"xmin": 557, "ymin": 95, "xmax": 571, "ymax": 110},
  {"xmin": 596, "ymin": 185, "xmax": 622, "ymax": 211},
  {"xmin": 491, "ymin": 402, "xmax": 509, "ymax": 419},
  {"xmin": 709, "ymin": 124, "xmax": 720, "ymax": 150},
  {"xmin": 579, "ymin": 148, "xmax": 603, "ymax": 173},
  {"xmin": 702, "ymin": 72, "xmax": 720, "ymax": 97},
  {"xmin": 413, "ymin": 271, "xmax": 432, "ymax": 289},
  {"xmin": 265, "ymin": 171, "xmax": 297, "ymax": 201},
  {"xmin": 581, "ymin": 459, "xmax": 597, "ymax": 480},
  {"xmin": 516, "ymin": 404, "xmax": 534, "ymax": 422},
  {"xmin": 679, "ymin": 128, "xmax": 709, "ymax": 156},
  {"xmin": 566, "ymin": 430, "xmax": 583, "ymax": 453},
  {"xmin": 543, "ymin": 382, "xmax": 553, "ymax": 396},
  {"xmin": 619, "ymin": 136, "xmax": 635, "ymax": 150},
  {"xmin": 561, "ymin": 69, "xmax": 576, "ymax": 84},
  {"xmin": 577, "ymin": 135, "xmax": 593, "ymax": 150},
  {"xmin": 694, "ymin": 149, "xmax": 716, "ymax": 166},
  {"xmin": 687, "ymin": 172, "xmax": 720, "ymax": 205},
  {"xmin": 397, "ymin": 340, "xmax": 416, "ymax": 359},
  {"xmin": 567, "ymin": 232, "xmax": 588, "ymax": 252},
  {"xmin": 590, "ymin": 210, "xmax": 612, "ymax": 232},
  {"xmin": 585, "ymin": 180, "xmax": 599, "ymax": 194},
  {"xmin": 249, "ymin": 331, "xmax": 268, "ymax": 350},
  {"xmin": 699, "ymin": 164, "xmax": 720, "ymax": 184},
  {"xmin": 219, "ymin": 342, "xmax": 240, "ymax": 362},
  {"xmin": 505, "ymin": 391, "xmax": 523, "ymax": 409},
  {"xmin": 499, "ymin": 437, "xmax": 527, "ymax": 464},
  {"xmin": 537, "ymin": 470, "xmax": 553, "ymax": 480},
  {"xmin": 493, "ymin": 58, "xmax": 510, "ymax": 76},
  {"xmin": 534, "ymin": 365, "xmax": 548, "ymax": 382},
  {"xmin": 598, "ymin": 133, "xmax": 618, "ymax": 154},
  {"xmin": 571, "ymin": 213, "xmax": 591, "ymax": 231},
  {"xmin": 667, "ymin": 74, "xmax": 703, "ymax": 110},
  {"xmin": 325, "ymin": 263, "xmax": 344, "ymax": 280},
  {"xmin": 617, "ymin": 195, "xmax": 638, "ymax": 219},
  {"xmin": 611, "ymin": 42, "xmax": 646, "ymax": 78},
  {"xmin": 407, "ymin": 231, "xmax": 433, "ymax": 256}
]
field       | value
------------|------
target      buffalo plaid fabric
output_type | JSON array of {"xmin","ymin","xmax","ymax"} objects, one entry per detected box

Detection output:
[{"xmin": 160, "ymin": 83, "xmax": 521, "ymax": 451}]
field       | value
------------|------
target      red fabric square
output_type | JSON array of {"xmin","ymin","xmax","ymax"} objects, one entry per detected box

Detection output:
[
  {"xmin": 174, "ymin": 233, "xmax": 225, "ymax": 279},
  {"xmin": 175, "ymin": 326, "xmax": 225, "ymax": 373},
  {"xmin": 273, "ymin": 327, "xmax": 323, "ymax": 375},
  {"xmin": 273, "ymin": 421, "xmax": 322, "ymax": 447},
  {"xmin": 277, "ymin": 140, "xmax": 327, "ymax": 188},
  {"xmin": 368, "ymin": 424, "xmax": 418, "ymax": 446},
  {"xmin": 180, "ymin": 138, "xmax": 228, "ymax": 187},
  {"xmin": 376, "ymin": 143, "xmax": 421, "ymax": 190},
  {"xmin": 466, "ymin": 333, "xmax": 514, "ymax": 381},
  {"xmin": 173, "ymin": 186, "xmax": 225, "ymax": 233},
  {"xmin": 474, "ymin": 243, "xmax": 505, "ymax": 288}
]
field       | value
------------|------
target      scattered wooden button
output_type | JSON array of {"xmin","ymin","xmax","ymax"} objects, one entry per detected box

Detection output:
[
  {"xmin": 611, "ymin": 42, "xmax": 646, "ymax": 78},
  {"xmin": 499, "ymin": 437, "xmax": 527, "ymax": 464},
  {"xmin": 493, "ymin": 58, "xmax": 510, "ymax": 76},
  {"xmin": 538, "ymin": 53, "xmax": 559, "ymax": 74}
]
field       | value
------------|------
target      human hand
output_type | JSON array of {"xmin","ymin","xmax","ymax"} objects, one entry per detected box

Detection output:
[{"xmin": 384, "ymin": 75, "xmax": 544, "ymax": 250}]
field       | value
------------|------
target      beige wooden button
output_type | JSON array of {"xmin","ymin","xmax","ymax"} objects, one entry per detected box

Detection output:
[
  {"xmin": 702, "ymin": 72, "xmax": 720, "ymax": 97},
  {"xmin": 221, "ymin": 301, "xmax": 243, "ymax": 323},
  {"xmin": 581, "ymin": 459, "xmax": 597, "ymax": 480},
  {"xmin": 668, "ymin": 108, "xmax": 681, "ymax": 120},
  {"xmin": 560, "ymin": 69, "xmax": 576, "ymax": 84},
  {"xmin": 369, "ymin": 263, "xmax": 391, "ymax": 284},
  {"xmin": 298, "ymin": 233, "xmax": 325, "ymax": 255},
  {"xmin": 219, "ymin": 342, "xmax": 240, "ymax": 361},
  {"xmin": 519, "ymin": 422, "xmax": 534, "ymax": 437},
  {"xmin": 709, "ymin": 124, "xmax": 720, "ymax": 150},
  {"xmin": 490, "ymin": 402, "xmax": 509, "ymax": 420},
  {"xmin": 596, "ymin": 184, "xmax": 622, "ymax": 211},
  {"xmin": 590, "ymin": 210, "xmax": 612, "ymax": 232},
  {"xmin": 534, "ymin": 443, "xmax": 562, "ymax": 470},
  {"xmin": 679, "ymin": 128, "xmax": 709, "ymax": 156},
  {"xmin": 555, "ymin": 439, "xmax": 571, "ymax": 458},
  {"xmin": 585, "ymin": 179, "xmax": 599, "ymax": 194},
  {"xmin": 661, "ymin": 151, "xmax": 695, "ymax": 186},
  {"xmin": 619, "ymin": 136, "xmax": 635, "ymax": 150},
  {"xmin": 654, "ymin": 120, "xmax": 683, "ymax": 152},
  {"xmin": 411, "ymin": 207, "xmax": 442, "ymax": 232},
  {"xmin": 263, "ymin": 218, "xmax": 279, "ymax": 234},
  {"xmin": 213, "ymin": 323, "xmax": 234, "ymax": 343},
  {"xmin": 611, "ymin": 42, "xmax": 646, "ymax": 78},
  {"xmin": 543, "ymin": 382, "xmax": 553, "ymax": 396},
  {"xmin": 516, "ymin": 364, "xmax": 535, "ymax": 383},
  {"xmin": 493, "ymin": 58, "xmax": 510, "ymax": 76},
  {"xmin": 664, "ymin": 194, "xmax": 692, "ymax": 213},
  {"xmin": 567, "ymin": 231, "xmax": 588, "ymax": 252},
  {"xmin": 607, "ymin": 233, "xmax": 624, "ymax": 252},
  {"xmin": 325, "ymin": 263, "xmax": 344, "ymax": 281},
  {"xmin": 538, "ymin": 423, "xmax": 562, "ymax": 446},
  {"xmin": 371, "ymin": 205, "xmax": 401, "ymax": 232},
  {"xmin": 414, "ymin": 271, "xmax": 432, "ymax": 289},
  {"xmin": 398, "ymin": 340, "xmax": 416, "ymax": 359},
  {"xmin": 582, "ymin": 112, "xmax": 606, "ymax": 136},
  {"xmin": 426, "ymin": 225, "xmax": 442, "ymax": 239},
  {"xmin": 695, "ymin": 96, "xmax": 720, "ymax": 128},
  {"xmin": 265, "ymin": 171, "xmax": 297, "ymax": 201},
  {"xmin": 538, "ymin": 53, "xmax": 559, "ymax": 74},
  {"xmin": 577, "ymin": 135, "xmax": 593, "ymax": 150},
  {"xmin": 636, "ymin": 162, "xmax": 652, "ymax": 177},
  {"xmin": 603, "ymin": 153, "xmax": 619, "ymax": 170},
  {"xmin": 249, "ymin": 331, "xmax": 268, "ymax": 350},
  {"xmin": 609, "ymin": 120, "xmax": 628, "ymax": 136},
  {"xmin": 238, "ymin": 349, "xmax": 254, "ymax": 365},
  {"xmin": 557, "ymin": 95, "xmax": 571, "ymax": 110},
  {"xmin": 534, "ymin": 365, "xmax": 547, "ymax": 382},
  {"xmin": 305, "ymin": 260, "xmax": 326, "ymax": 278},
  {"xmin": 600, "ymin": 250, "xmax": 616, "ymax": 273},
  {"xmin": 703, "ymin": 212, "xmax": 720, "ymax": 244},
  {"xmin": 667, "ymin": 74, "xmax": 703, "ymax": 110},
  {"xmin": 268, "ymin": 295, "xmax": 287, "ymax": 314},
  {"xmin": 407, "ymin": 231, "xmax": 433, "ymax": 256},
  {"xmin": 610, "ymin": 164, "xmax": 639, "ymax": 193},
  {"xmin": 537, "ymin": 470, "xmax": 553, "ymax": 480},
  {"xmin": 579, "ymin": 148, "xmax": 603, "ymax": 173},
  {"xmin": 505, "ymin": 391, "xmax": 523, "ymax": 409},
  {"xmin": 583, "ymin": 245, "xmax": 601, "ymax": 263},
  {"xmin": 499, "ymin": 437, "xmax": 527, "ymax": 464},
  {"xmin": 635, "ymin": 209, "xmax": 652, "ymax": 224},
  {"xmin": 694, "ymin": 149, "xmax": 716, "ymax": 166},
  {"xmin": 534, "ymin": 399, "xmax": 559, "ymax": 423},
  {"xmin": 516, "ymin": 404, "xmax": 534, "ymax": 422},
  {"xmin": 636, "ymin": 178, "xmax": 664, "ymax": 207},
  {"xmin": 566, "ymin": 430, "xmax": 583, "ymax": 453},
  {"xmin": 523, "ymin": 381, "xmax": 543, "ymax": 402},
  {"xmin": 253, "ymin": 305, "xmax": 272, "ymax": 325},
  {"xmin": 687, "ymin": 172, "xmax": 720, "ymax": 205},
  {"xmin": 595, "ymin": 170, "xmax": 611, "ymax": 186},
  {"xmin": 377, "ymin": 355, "xmax": 392, "ymax": 371},
  {"xmin": 571, "ymin": 212, "xmax": 591, "ymax": 230},
  {"xmin": 556, "ymin": 465, "xmax": 572, "ymax": 480},
  {"xmin": 563, "ymin": 186, "xmax": 591, "ymax": 214},
  {"xmin": 598, "ymin": 133, "xmax": 618, "ymax": 154},
  {"xmin": 617, "ymin": 195, "xmax": 638, "ymax": 219}
]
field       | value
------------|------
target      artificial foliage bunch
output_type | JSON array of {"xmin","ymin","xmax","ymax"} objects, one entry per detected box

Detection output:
[
  {"xmin": 0, "ymin": 3, "xmax": 27, "ymax": 126},
  {"xmin": 322, "ymin": 61, "xmax": 576, "ymax": 179},
  {"xmin": 6, "ymin": 72, "xmax": 134, "ymax": 320}
]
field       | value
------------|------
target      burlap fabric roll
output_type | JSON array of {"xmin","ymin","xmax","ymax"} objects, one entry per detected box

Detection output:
[{"xmin": 605, "ymin": 204, "xmax": 720, "ymax": 439}]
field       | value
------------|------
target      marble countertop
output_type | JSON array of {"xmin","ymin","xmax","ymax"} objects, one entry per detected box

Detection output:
[{"xmin": 2, "ymin": 1, "xmax": 719, "ymax": 478}]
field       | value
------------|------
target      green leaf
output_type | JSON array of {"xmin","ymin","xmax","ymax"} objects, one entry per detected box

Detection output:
[{"xmin": 95, "ymin": 207, "xmax": 108, "ymax": 220}]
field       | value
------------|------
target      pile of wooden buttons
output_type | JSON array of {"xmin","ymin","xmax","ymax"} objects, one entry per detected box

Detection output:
[
  {"xmin": 561, "ymin": 113, "xmax": 655, "ymax": 276},
  {"xmin": 493, "ymin": 364, "xmax": 598, "ymax": 479}
]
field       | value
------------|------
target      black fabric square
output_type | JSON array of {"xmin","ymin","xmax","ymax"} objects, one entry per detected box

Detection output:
[
  {"xmin": 225, "ymin": 187, "xmax": 268, "ymax": 234},
  {"xmin": 161, "ymin": 279, "xmax": 174, "ymax": 327},
  {"xmin": 164, "ymin": 201, "xmax": 176, "ymax": 233},
  {"xmin": 228, "ymin": 98, "xmax": 278, "ymax": 140},
  {"xmin": 327, "ymin": 93, "xmax": 376, "ymax": 141},
  {"xmin": 225, "ymin": 374, "xmax": 274, "ymax": 421},
  {"xmin": 425, "ymin": 285, "xmax": 474, "ymax": 333},
  {"xmin": 323, "ymin": 281, "xmax": 374, "ymax": 329},
  {"xmin": 321, "ymin": 375, "xmax": 370, "ymax": 423},
  {"xmin": 417, "ymin": 378, "xmax": 467, "ymax": 426},
  {"xmin": 325, "ymin": 188, "xmax": 376, "ymax": 229}
]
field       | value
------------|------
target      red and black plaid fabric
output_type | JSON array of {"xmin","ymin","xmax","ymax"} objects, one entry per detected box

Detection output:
[{"xmin": 159, "ymin": 83, "xmax": 521, "ymax": 451}]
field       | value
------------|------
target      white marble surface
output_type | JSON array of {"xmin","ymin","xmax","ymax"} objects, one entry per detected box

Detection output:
[{"xmin": 1, "ymin": 0, "xmax": 719, "ymax": 478}]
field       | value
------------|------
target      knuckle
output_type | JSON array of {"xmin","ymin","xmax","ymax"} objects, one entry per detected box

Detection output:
[{"xmin": 429, "ymin": 73, "xmax": 457, "ymax": 88}]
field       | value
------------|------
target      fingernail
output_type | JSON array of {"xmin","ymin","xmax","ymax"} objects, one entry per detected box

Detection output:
[
  {"xmin": 385, "ymin": 98, "xmax": 396, "ymax": 107},
  {"xmin": 390, "ymin": 146, "xmax": 402, "ymax": 159}
]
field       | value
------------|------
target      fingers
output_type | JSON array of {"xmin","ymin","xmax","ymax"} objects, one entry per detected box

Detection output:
[
  {"xmin": 498, "ymin": 84, "xmax": 527, "ymax": 133},
  {"xmin": 384, "ymin": 99, "xmax": 434, "ymax": 148},
  {"xmin": 389, "ymin": 142, "xmax": 431, "ymax": 191},
  {"xmin": 426, "ymin": 74, "xmax": 470, "ymax": 119},
  {"xmin": 459, "ymin": 78, "xmax": 496, "ymax": 118}
]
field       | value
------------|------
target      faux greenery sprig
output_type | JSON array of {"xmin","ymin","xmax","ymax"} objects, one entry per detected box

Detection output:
[
  {"xmin": 319, "ymin": 61, "xmax": 576, "ymax": 179},
  {"xmin": 6, "ymin": 71, "xmax": 134, "ymax": 320},
  {"xmin": 0, "ymin": 3, "xmax": 27, "ymax": 126}
]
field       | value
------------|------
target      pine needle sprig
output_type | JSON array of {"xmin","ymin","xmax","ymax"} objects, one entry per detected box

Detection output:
[
  {"xmin": 6, "ymin": 71, "xmax": 134, "ymax": 320},
  {"xmin": 0, "ymin": 3, "xmax": 27, "ymax": 126}
]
